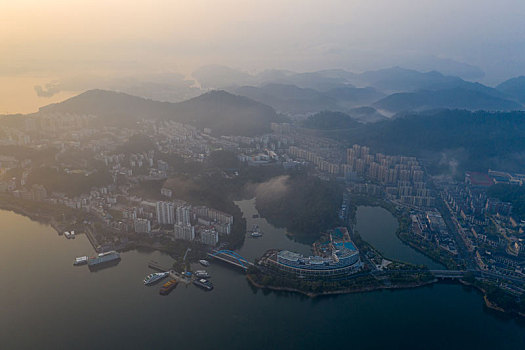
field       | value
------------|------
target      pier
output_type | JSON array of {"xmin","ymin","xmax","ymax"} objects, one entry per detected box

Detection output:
[
  {"xmin": 85, "ymin": 226, "xmax": 101, "ymax": 252},
  {"xmin": 148, "ymin": 261, "xmax": 170, "ymax": 272},
  {"xmin": 148, "ymin": 261, "xmax": 191, "ymax": 284}
]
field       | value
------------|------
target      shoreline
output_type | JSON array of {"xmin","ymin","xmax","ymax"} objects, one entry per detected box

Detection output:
[
  {"xmin": 246, "ymin": 274, "xmax": 437, "ymax": 298},
  {"xmin": 0, "ymin": 200, "xmax": 203, "ymax": 261},
  {"xmin": 368, "ymin": 203, "xmax": 452, "ymax": 269},
  {"xmin": 458, "ymin": 280, "xmax": 525, "ymax": 317},
  {"xmin": 0, "ymin": 200, "xmax": 66, "ymax": 234},
  {"xmin": 248, "ymin": 272, "xmax": 525, "ymax": 318},
  {"xmin": 458, "ymin": 280, "xmax": 503, "ymax": 311},
  {"xmin": 3, "ymin": 198, "xmax": 523, "ymax": 317},
  {"xmin": 0, "ymin": 199, "xmax": 103, "ymax": 251},
  {"xmin": 350, "ymin": 200, "xmax": 451, "ymax": 269}
]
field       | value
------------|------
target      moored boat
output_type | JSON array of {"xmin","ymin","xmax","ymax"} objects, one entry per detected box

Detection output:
[
  {"xmin": 87, "ymin": 251, "xmax": 121, "ymax": 270},
  {"xmin": 199, "ymin": 259, "xmax": 210, "ymax": 267},
  {"xmin": 143, "ymin": 272, "xmax": 169, "ymax": 285},
  {"xmin": 74, "ymin": 256, "xmax": 88, "ymax": 265},
  {"xmin": 193, "ymin": 278, "xmax": 213, "ymax": 291},
  {"xmin": 194, "ymin": 270, "xmax": 210, "ymax": 279},
  {"xmin": 249, "ymin": 224, "xmax": 263, "ymax": 238},
  {"xmin": 159, "ymin": 279, "xmax": 178, "ymax": 295}
]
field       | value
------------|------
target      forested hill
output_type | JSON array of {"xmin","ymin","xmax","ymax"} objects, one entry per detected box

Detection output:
[
  {"xmin": 487, "ymin": 184, "xmax": 525, "ymax": 220},
  {"xmin": 374, "ymin": 88, "xmax": 523, "ymax": 113},
  {"xmin": 173, "ymin": 90, "xmax": 281, "ymax": 136},
  {"xmin": 39, "ymin": 89, "xmax": 171, "ymax": 118},
  {"xmin": 38, "ymin": 89, "xmax": 281, "ymax": 136},
  {"xmin": 302, "ymin": 111, "xmax": 361, "ymax": 130},
  {"xmin": 327, "ymin": 110, "xmax": 525, "ymax": 173}
]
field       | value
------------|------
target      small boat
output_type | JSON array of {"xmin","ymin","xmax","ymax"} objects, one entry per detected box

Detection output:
[
  {"xmin": 70, "ymin": 230, "xmax": 75, "ymax": 239},
  {"xmin": 159, "ymin": 279, "xmax": 178, "ymax": 295},
  {"xmin": 199, "ymin": 259, "xmax": 210, "ymax": 267},
  {"xmin": 193, "ymin": 278, "xmax": 213, "ymax": 291},
  {"xmin": 143, "ymin": 272, "xmax": 169, "ymax": 285},
  {"xmin": 73, "ymin": 256, "xmax": 88, "ymax": 266},
  {"xmin": 194, "ymin": 270, "xmax": 210, "ymax": 279},
  {"xmin": 64, "ymin": 231, "xmax": 71, "ymax": 239},
  {"xmin": 249, "ymin": 224, "xmax": 263, "ymax": 238}
]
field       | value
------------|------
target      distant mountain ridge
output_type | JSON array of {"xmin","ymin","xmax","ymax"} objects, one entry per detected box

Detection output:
[
  {"xmin": 374, "ymin": 87, "xmax": 523, "ymax": 113},
  {"xmin": 497, "ymin": 76, "xmax": 525, "ymax": 104},
  {"xmin": 232, "ymin": 83, "xmax": 384, "ymax": 116},
  {"xmin": 374, "ymin": 88, "xmax": 523, "ymax": 113},
  {"xmin": 233, "ymin": 84, "xmax": 340, "ymax": 115},
  {"xmin": 197, "ymin": 65, "xmax": 522, "ymax": 116},
  {"xmin": 39, "ymin": 89, "xmax": 282, "ymax": 136},
  {"xmin": 193, "ymin": 65, "xmax": 495, "ymax": 94}
]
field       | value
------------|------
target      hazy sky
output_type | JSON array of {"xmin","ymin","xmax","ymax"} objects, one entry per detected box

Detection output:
[{"xmin": 2, "ymin": 0, "xmax": 525, "ymax": 113}]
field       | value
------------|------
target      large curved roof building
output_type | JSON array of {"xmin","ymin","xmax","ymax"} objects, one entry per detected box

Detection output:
[{"xmin": 265, "ymin": 227, "xmax": 362, "ymax": 279}]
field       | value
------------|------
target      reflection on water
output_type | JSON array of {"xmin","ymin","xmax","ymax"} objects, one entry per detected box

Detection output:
[
  {"xmin": 235, "ymin": 198, "xmax": 312, "ymax": 260},
  {"xmin": 356, "ymin": 206, "xmax": 443, "ymax": 269},
  {"xmin": 1, "ymin": 207, "xmax": 524, "ymax": 349}
]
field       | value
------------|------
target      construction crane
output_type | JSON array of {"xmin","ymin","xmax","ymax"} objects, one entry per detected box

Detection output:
[{"xmin": 183, "ymin": 248, "xmax": 191, "ymax": 263}]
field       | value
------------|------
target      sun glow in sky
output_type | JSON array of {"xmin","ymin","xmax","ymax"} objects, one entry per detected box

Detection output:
[{"xmin": 2, "ymin": 0, "xmax": 525, "ymax": 113}]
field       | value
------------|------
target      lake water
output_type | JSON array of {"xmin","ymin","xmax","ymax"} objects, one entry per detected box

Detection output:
[
  {"xmin": 355, "ymin": 205, "xmax": 443, "ymax": 268},
  {"xmin": 1, "ymin": 202, "xmax": 524, "ymax": 349}
]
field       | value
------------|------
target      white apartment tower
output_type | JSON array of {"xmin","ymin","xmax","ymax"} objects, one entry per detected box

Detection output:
[{"xmin": 156, "ymin": 201, "xmax": 175, "ymax": 225}]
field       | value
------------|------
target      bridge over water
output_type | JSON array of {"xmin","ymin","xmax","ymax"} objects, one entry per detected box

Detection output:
[
  {"xmin": 370, "ymin": 269, "xmax": 468, "ymax": 280},
  {"xmin": 429, "ymin": 270, "xmax": 467, "ymax": 279},
  {"xmin": 206, "ymin": 251, "xmax": 472, "ymax": 278},
  {"xmin": 207, "ymin": 250, "xmax": 254, "ymax": 271}
]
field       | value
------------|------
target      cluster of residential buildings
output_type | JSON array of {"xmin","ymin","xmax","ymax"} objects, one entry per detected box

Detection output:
[
  {"xmin": 444, "ymin": 180, "xmax": 501, "ymax": 226},
  {"xmin": 141, "ymin": 199, "xmax": 233, "ymax": 246},
  {"xmin": 98, "ymin": 150, "xmax": 169, "ymax": 180},
  {"xmin": 288, "ymin": 146, "xmax": 341, "ymax": 174},
  {"xmin": 345, "ymin": 145, "xmax": 434, "ymax": 207},
  {"xmin": 286, "ymin": 143, "xmax": 434, "ymax": 207},
  {"xmin": 439, "ymin": 174, "xmax": 524, "ymax": 279},
  {"xmin": 488, "ymin": 169, "xmax": 525, "ymax": 186},
  {"xmin": 410, "ymin": 211, "xmax": 457, "ymax": 255},
  {"xmin": 24, "ymin": 113, "xmax": 94, "ymax": 134},
  {"xmin": 0, "ymin": 126, "xmax": 31, "ymax": 146},
  {"xmin": 0, "ymin": 113, "xmax": 247, "ymax": 249}
]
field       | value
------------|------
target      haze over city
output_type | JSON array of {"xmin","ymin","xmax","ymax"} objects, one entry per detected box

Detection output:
[
  {"xmin": 2, "ymin": 1, "xmax": 525, "ymax": 349},
  {"xmin": 3, "ymin": 0, "xmax": 525, "ymax": 113}
]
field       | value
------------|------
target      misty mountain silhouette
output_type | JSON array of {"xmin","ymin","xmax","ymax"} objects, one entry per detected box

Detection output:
[{"xmin": 39, "ymin": 89, "xmax": 281, "ymax": 136}]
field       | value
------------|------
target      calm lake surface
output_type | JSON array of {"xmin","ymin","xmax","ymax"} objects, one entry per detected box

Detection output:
[
  {"xmin": 355, "ymin": 205, "xmax": 443, "ymax": 268},
  {"xmin": 1, "ymin": 201, "xmax": 524, "ymax": 350}
]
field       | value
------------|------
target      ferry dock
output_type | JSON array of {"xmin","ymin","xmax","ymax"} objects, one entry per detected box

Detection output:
[{"xmin": 148, "ymin": 261, "xmax": 191, "ymax": 284}]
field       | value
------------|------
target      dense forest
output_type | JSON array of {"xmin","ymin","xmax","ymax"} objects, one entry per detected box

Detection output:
[
  {"xmin": 487, "ymin": 184, "xmax": 525, "ymax": 219},
  {"xmin": 319, "ymin": 109, "xmax": 525, "ymax": 174},
  {"xmin": 302, "ymin": 111, "xmax": 361, "ymax": 130},
  {"xmin": 255, "ymin": 174, "xmax": 343, "ymax": 241},
  {"xmin": 27, "ymin": 166, "xmax": 112, "ymax": 197}
]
